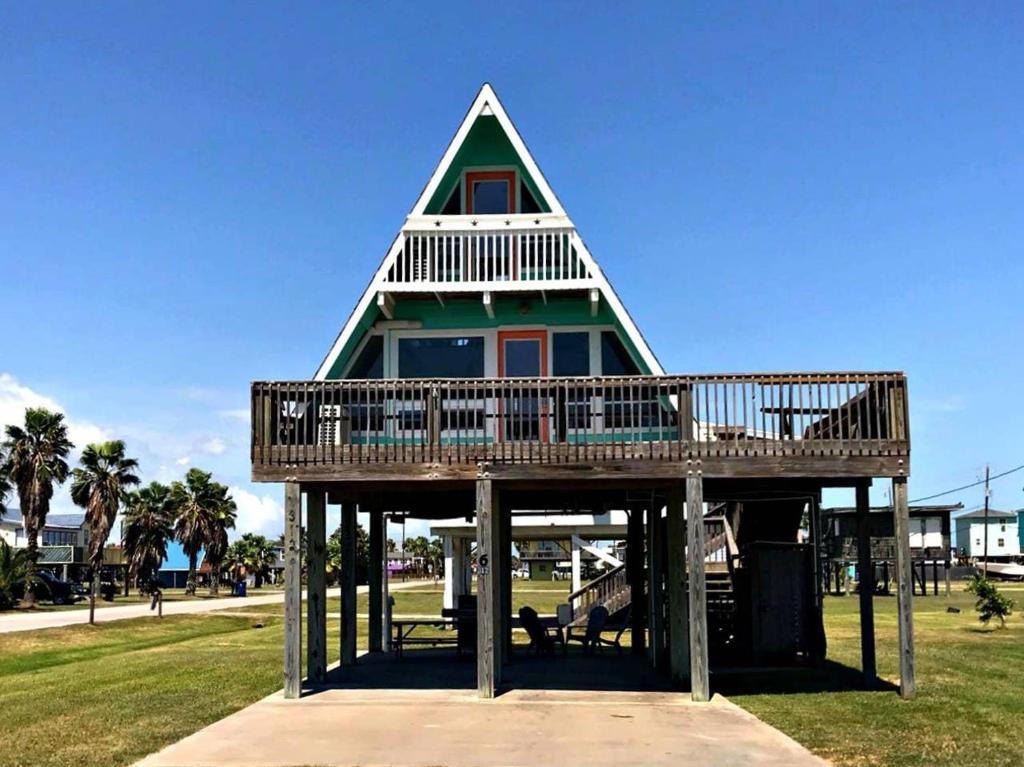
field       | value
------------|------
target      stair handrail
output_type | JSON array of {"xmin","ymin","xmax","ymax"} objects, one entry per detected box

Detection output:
[{"xmin": 568, "ymin": 562, "xmax": 628, "ymax": 621}]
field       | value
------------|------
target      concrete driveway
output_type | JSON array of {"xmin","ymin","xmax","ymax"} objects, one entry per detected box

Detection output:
[
  {"xmin": 0, "ymin": 581, "xmax": 424, "ymax": 634},
  {"xmin": 135, "ymin": 687, "xmax": 827, "ymax": 767}
]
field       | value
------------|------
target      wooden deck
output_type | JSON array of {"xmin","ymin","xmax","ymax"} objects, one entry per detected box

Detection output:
[{"xmin": 251, "ymin": 372, "xmax": 909, "ymax": 482}]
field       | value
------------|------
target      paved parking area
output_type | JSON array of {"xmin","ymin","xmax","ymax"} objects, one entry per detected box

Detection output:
[{"xmin": 135, "ymin": 685, "xmax": 827, "ymax": 767}]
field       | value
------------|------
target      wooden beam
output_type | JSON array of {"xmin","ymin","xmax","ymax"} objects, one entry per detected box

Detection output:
[
  {"xmin": 377, "ymin": 291, "xmax": 395, "ymax": 319},
  {"xmin": 254, "ymin": 453, "xmax": 910, "ymax": 484},
  {"xmin": 855, "ymin": 481, "xmax": 876, "ymax": 687},
  {"xmin": 305, "ymin": 488, "xmax": 327, "ymax": 684},
  {"xmin": 368, "ymin": 507, "xmax": 384, "ymax": 652},
  {"xmin": 283, "ymin": 482, "xmax": 302, "ymax": 699},
  {"xmin": 340, "ymin": 502, "xmax": 357, "ymax": 665},
  {"xmin": 666, "ymin": 482, "xmax": 689, "ymax": 687},
  {"xmin": 687, "ymin": 468, "xmax": 710, "ymax": 702},
  {"xmin": 476, "ymin": 479, "xmax": 499, "ymax": 698},
  {"xmin": 892, "ymin": 477, "xmax": 916, "ymax": 700}
]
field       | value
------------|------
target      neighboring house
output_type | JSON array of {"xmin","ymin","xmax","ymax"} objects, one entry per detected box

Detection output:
[
  {"xmin": 954, "ymin": 509, "xmax": 1020, "ymax": 560},
  {"xmin": 252, "ymin": 84, "xmax": 917, "ymax": 701},
  {"xmin": 0, "ymin": 510, "xmax": 91, "ymax": 580},
  {"xmin": 819, "ymin": 504, "xmax": 960, "ymax": 596},
  {"xmin": 158, "ymin": 541, "xmax": 203, "ymax": 589}
]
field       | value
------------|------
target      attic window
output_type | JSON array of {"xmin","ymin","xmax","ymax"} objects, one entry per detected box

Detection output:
[{"xmin": 465, "ymin": 171, "xmax": 515, "ymax": 214}]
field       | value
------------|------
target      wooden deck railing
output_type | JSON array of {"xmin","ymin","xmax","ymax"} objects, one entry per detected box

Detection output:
[{"xmin": 251, "ymin": 372, "xmax": 909, "ymax": 474}]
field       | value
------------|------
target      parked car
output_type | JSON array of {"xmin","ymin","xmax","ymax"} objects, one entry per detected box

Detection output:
[{"xmin": 13, "ymin": 570, "xmax": 81, "ymax": 605}]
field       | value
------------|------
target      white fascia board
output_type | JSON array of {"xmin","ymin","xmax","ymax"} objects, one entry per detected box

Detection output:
[{"xmin": 409, "ymin": 83, "xmax": 566, "ymax": 218}]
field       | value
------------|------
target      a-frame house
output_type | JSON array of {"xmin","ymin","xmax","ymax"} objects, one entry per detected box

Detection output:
[{"xmin": 251, "ymin": 84, "xmax": 916, "ymax": 702}]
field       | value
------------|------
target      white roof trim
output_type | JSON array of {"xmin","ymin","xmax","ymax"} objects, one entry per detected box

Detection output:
[
  {"xmin": 314, "ymin": 85, "xmax": 663, "ymax": 380},
  {"xmin": 409, "ymin": 83, "xmax": 566, "ymax": 218}
]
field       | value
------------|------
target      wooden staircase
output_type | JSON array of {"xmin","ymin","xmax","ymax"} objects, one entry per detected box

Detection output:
[
  {"xmin": 567, "ymin": 563, "xmax": 631, "ymax": 627},
  {"xmin": 704, "ymin": 513, "xmax": 743, "ymax": 658}
]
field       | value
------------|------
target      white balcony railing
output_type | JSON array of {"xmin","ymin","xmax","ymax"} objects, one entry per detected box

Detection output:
[{"xmin": 384, "ymin": 215, "xmax": 594, "ymax": 292}]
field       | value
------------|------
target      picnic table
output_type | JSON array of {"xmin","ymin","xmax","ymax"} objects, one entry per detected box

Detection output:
[{"xmin": 391, "ymin": 619, "xmax": 458, "ymax": 659}]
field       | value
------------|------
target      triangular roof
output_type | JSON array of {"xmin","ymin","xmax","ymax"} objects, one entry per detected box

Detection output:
[
  {"xmin": 955, "ymin": 508, "xmax": 1018, "ymax": 520},
  {"xmin": 314, "ymin": 84, "xmax": 663, "ymax": 380}
]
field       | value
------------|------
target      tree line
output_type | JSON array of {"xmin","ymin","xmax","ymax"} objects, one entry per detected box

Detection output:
[{"xmin": 0, "ymin": 407, "xmax": 237, "ymax": 620}]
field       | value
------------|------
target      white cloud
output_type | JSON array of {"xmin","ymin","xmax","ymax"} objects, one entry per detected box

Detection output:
[
  {"xmin": 0, "ymin": 373, "xmax": 110, "ymax": 452},
  {"xmin": 175, "ymin": 456, "xmax": 191, "ymax": 466},
  {"xmin": 229, "ymin": 486, "xmax": 282, "ymax": 538},
  {"xmin": 218, "ymin": 409, "xmax": 250, "ymax": 423},
  {"xmin": 200, "ymin": 437, "xmax": 227, "ymax": 455}
]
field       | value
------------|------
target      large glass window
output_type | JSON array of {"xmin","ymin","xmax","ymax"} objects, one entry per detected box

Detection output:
[
  {"xmin": 398, "ymin": 336, "xmax": 484, "ymax": 378},
  {"xmin": 346, "ymin": 335, "xmax": 384, "ymax": 379},
  {"xmin": 601, "ymin": 331, "xmax": 640, "ymax": 375},
  {"xmin": 552, "ymin": 332, "xmax": 590, "ymax": 376}
]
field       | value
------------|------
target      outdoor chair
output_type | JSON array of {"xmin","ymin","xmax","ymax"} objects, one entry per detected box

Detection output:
[
  {"xmin": 518, "ymin": 606, "xmax": 565, "ymax": 655},
  {"xmin": 565, "ymin": 605, "xmax": 630, "ymax": 654}
]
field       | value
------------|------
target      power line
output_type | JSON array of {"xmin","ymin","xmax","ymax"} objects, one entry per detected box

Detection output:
[{"xmin": 909, "ymin": 463, "xmax": 1024, "ymax": 503}]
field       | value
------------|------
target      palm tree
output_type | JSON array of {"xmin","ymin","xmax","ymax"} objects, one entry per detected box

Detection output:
[
  {"xmin": 71, "ymin": 440, "xmax": 140, "ymax": 624},
  {"xmin": 203, "ymin": 483, "xmax": 236, "ymax": 596},
  {"xmin": 0, "ymin": 538, "xmax": 38, "ymax": 610},
  {"xmin": 1, "ymin": 408, "xmax": 73, "ymax": 607},
  {"xmin": 0, "ymin": 445, "xmax": 11, "ymax": 518},
  {"xmin": 232, "ymin": 533, "xmax": 277, "ymax": 588},
  {"xmin": 170, "ymin": 468, "xmax": 218, "ymax": 595},
  {"xmin": 123, "ymin": 482, "xmax": 175, "ymax": 593}
]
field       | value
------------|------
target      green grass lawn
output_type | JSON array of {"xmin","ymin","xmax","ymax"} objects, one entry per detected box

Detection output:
[
  {"xmin": 731, "ymin": 586, "xmax": 1024, "ymax": 767},
  {"xmin": 0, "ymin": 581, "xmax": 1020, "ymax": 767}
]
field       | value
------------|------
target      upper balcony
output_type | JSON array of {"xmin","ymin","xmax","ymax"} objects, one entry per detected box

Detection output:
[
  {"xmin": 250, "ymin": 372, "xmax": 910, "ymax": 483},
  {"xmin": 383, "ymin": 214, "xmax": 594, "ymax": 295}
]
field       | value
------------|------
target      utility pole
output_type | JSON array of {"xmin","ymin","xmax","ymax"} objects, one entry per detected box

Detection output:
[{"xmin": 982, "ymin": 465, "xmax": 990, "ymax": 578}]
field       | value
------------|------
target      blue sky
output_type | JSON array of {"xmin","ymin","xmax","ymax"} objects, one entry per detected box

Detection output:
[{"xmin": 2, "ymin": 4, "xmax": 1022, "ymax": 540}]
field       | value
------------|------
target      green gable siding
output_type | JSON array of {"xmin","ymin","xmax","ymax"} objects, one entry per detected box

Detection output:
[
  {"xmin": 423, "ymin": 116, "xmax": 552, "ymax": 215},
  {"xmin": 323, "ymin": 294, "xmax": 651, "ymax": 379}
]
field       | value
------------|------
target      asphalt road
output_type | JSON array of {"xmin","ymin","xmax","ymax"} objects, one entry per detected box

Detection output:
[{"xmin": 0, "ymin": 580, "xmax": 426, "ymax": 635}]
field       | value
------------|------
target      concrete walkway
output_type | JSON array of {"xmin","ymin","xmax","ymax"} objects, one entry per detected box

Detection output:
[
  {"xmin": 135, "ymin": 687, "xmax": 827, "ymax": 767},
  {"xmin": 0, "ymin": 581, "xmax": 425, "ymax": 635}
]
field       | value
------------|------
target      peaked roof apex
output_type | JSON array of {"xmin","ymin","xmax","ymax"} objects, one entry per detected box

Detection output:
[{"xmin": 409, "ymin": 83, "xmax": 567, "ymax": 218}]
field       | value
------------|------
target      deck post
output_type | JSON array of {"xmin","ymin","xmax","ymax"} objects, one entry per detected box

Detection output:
[
  {"xmin": 666, "ymin": 482, "xmax": 689, "ymax": 686},
  {"xmin": 340, "ymin": 502, "xmax": 357, "ymax": 666},
  {"xmin": 855, "ymin": 481, "xmax": 876, "ymax": 687},
  {"xmin": 283, "ymin": 482, "xmax": 302, "ymax": 699},
  {"xmin": 892, "ymin": 477, "xmax": 916, "ymax": 699},
  {"xmin": 687, "ymin": 468, "xmax": 710, "ymax": 702},
  {"xmin": 368, "ymin": 507, "xmax": 384, "ymax": 652},
  {"xmin": 476, "ymin": 478, "xmax": 499, "ymax": 698},
  {"xmin": 306, "ymin": 488, "xmax": 328, "ymax": 684},
  {"xmin": 627, "ymin": 504, "xmax": 647, "ymax": 654},
  {"xmin": 570, "ymin": 537, "xmax": 582, "ymax": 593},
  {"xmin": 647, "ymin": 503, "xmax": 665, "ymax": 668},
  {"xmin": 443, "ymin": 535, "xmax": 456, "ymax": 611}
]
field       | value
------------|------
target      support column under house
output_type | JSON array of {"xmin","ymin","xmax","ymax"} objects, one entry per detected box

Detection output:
[
  {"xmin": 283, "ymin": 482, "xmax": 302, "ymax": 699},
  {"xmin": 306, "ymin": 488, "xmax": 328, "ymax": 684}
]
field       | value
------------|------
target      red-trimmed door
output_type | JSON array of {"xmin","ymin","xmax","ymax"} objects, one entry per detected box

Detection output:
[{"xmin": 497, "ymin": 330, "xmax": 548, "ymax": 442}]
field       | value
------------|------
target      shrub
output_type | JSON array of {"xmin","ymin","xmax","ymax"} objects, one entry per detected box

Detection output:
[{"xmin": 966, "ymin": 575, "xmax": 1014, "ymax": 627}]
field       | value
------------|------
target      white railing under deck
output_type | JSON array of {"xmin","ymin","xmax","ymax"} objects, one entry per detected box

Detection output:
[{"xmin": 384, "ymin": 214, "xmax": 594, "ymax": 292}]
